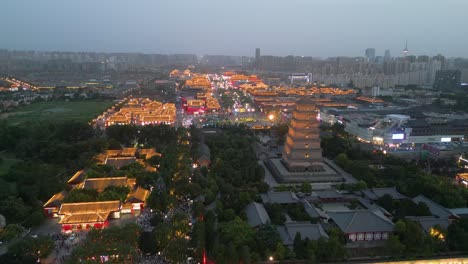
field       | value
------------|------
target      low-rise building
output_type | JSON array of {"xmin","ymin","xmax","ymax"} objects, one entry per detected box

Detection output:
[
  {"xmin": 245, "ymin": 202, "xmax": 271, "ymax": 228},
  {"xmin": 277, "ymin": 222, "xmax": 329, "ymax": 247},
  {"xmin": 58, "ymin": 201, "xmax": 121, "ymax": 232},
  {"xmin": 328, "ymin": 210, "xmax": 394, "ymax": 242}
]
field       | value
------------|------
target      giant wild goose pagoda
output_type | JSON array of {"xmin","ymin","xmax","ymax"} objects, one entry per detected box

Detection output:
[{"xmin": 267, "ymin": 97, "xmax": 344, "ymax": 183}]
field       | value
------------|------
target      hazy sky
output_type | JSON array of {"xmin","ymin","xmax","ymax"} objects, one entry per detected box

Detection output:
[{"xmin": 2, "ymin": 0, "xmax": 468, "ymax": 58}]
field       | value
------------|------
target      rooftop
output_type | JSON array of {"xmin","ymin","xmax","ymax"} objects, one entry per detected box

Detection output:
[
  {"xmin": 82, "ymin": 177, "xmax": 131, "ymax": 192},
  {"xmin": 245, "ymin": 202, "xmax": 271, "ymax": 228},
  {"xmin": 277, "ymin": 222, "xmax": 329, "ymax": 246},
  {"xmin": 104, "ymin": 157, "xmax": 137, "ymax": 168},
  {"xmin": 412, "ymin": 195, "xmax": 456, "ymax": 219},
  {"xmin": 328, "ymin": 210, "xmax": 394, "ymax": 233},
  {"xmin": 59, "ymin": 200, "xmax": 121, "ymax": 215},
  {"xmin": 261, "ymin": 191, "xmax": 299, "ymax": 204}
]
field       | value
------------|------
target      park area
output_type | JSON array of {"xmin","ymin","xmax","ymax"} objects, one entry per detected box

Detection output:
[{"xmin": 0, "ymin": 100, "xmax": 114, "ymax": 125}]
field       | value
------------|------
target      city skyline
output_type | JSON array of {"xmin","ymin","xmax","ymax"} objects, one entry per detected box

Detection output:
[{"xmin": 2, "ymin": 0, "xmax": 468, "ymax": 58}]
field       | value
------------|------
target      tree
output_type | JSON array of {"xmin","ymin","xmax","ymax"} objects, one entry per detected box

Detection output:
[
  {"xmin": 69, "ymin": 223, "xmax": 141, "ymax": 263},
  {"xmin": 0, "ymin": 224, "xmax": 24, "ymax": 241},
  {"xmin": 394, "ymin": 219, "xmax": 431, "ymax": 256},
  {"xmin": 154, "ymin": 222, "xmax": 171, "ymax": 251},
  {"xmin": 253, "ymin": 224, "xmax": 281, "ymax": 258},
  {"xmin": 0, "ymin": 196, "xmax": 31, "ymax": 224},
  {"xmin": 264, "ymin": 203, "xmax": 286, "ymax": 225},
  {"xmin": 300, "ymin": 182, "xmax": 312, "ymax": 194},
  {"xmin": 293, "ymin": 232, "xmax": 306, "ymax": 258},
  {"xmin": 447, "ymin": 218, "xmax": 468, "ymax": 252},
  {"xmin": 165, "ymin": 237, "xmax": 189, "ymax": 263},
  {"xmin": 385, "ymin": 234, "xmax": 405, "ymax": 257},
  {"xmin": 274, "ymin": 242, "xmax": 286, "ymax": 261},
  {"xmin": 139, "ymin": 231, "xmax": 158, "ymax": 254},
  {"xmin": 8, "ymin": 236, "xmax": 53, "ymax": 259},
  {"xmin": 219, "ymin": 217, "xmax": 254, "ymax": 248}
]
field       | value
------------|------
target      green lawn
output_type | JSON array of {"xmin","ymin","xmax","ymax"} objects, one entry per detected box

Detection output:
[{"xmin": 1, "ymin": 100, "xmax": 114, "ymax": 125}]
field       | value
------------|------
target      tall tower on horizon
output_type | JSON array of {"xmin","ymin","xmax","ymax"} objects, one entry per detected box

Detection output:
[{"xmin": 403, "ymin": 41, "xmax": 408, "ymax": 57}]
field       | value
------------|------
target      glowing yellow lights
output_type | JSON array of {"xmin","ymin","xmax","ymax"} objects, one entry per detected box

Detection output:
[
  {"xmin": 429, "ymin": 227, "xmax": 445, "ymax": 241},
  {"xmin": 268, "ymin": 114, "xmax": 275, "ymax": 121}
]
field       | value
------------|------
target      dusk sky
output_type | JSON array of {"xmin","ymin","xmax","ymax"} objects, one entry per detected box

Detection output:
[{"xmin": 2, "ymin": 0, "xmax": 468, "ymax": 58}]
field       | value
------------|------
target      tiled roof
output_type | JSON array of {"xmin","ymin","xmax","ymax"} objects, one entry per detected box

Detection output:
[
  {"xmin": 58, "ymin": 212, "xmax": 110, "ymax": 224},
  {"xmin": 245, "ymin": 202, "xmax": 271, "ymax": 228},
  {"xmin": 125, "ymin": 187, "xmax": 150, "ymax": 203},
  {"xmin": 371, "ymin": 187, "xmax": 406, "ymax": 200},
  {"xmin": 277, "ymin": 222, "xmax": 329, "ymax": 246},
  {"xmin": 44, "ymin": 191, "xmax": 67, "ymax": 208},
  {"xmin": 406, "ymin": 216, "xmax": 450, "ymax": 233},
  {"xmin": 121, "ymin": 148, "xmax": 137, "ymax": 156},
  {"xmin": 83, "ymin": 177, "xmax": 129, "ymax": 192},
  {"xmin": 328, "ymin": 210, "xmax": 394, "ymax": 233},
  {"xmin": 105, "ymin": 157, "xmax": 136, "ymax": 168},
  {"xmin": 261, "ymin": 192, "xmax": 298, "ymax": 204},
  {"xmin": 412, "ymin": 195, "xmax": 456, "ymax": 219},
  {"xmin": 59, "ymin": 201, "xmax": 121, "ymax": 215},
  {"xmin": 67, "ymin": 170, "xmax": 86, "ymax": 185}
]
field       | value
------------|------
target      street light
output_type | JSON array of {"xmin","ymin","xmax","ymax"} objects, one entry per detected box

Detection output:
[
  {"xmin": 268, "ymin": 114, "xmax": 275, "ymax": 121},
  {"xmin": 269, "ymin": 256, "xmax": 274, "ymax": 262}
]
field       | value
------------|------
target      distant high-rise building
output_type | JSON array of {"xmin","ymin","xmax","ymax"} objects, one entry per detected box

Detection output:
[
  {"xmin": 384, "ymin": 49, "xmax": 391, "ymax": 62},
  {"xmin": 255, "ymin": 48, "xmax": 260, "ymax": 69},
  {"xmin": 461, "ymin": 69, "xmax": 468, "ymax": 84},
  {"xmin": 434, "ymin": 70, "xmax": 461, "ymax": 91},
  {"xmin": 406, "ymin": 55, "xmax": 417, "ymax": 63},
  {"xmin": 426, "ymin": 60, "xmax": 442, "ymax": 86},
  {"xmin": 417, "ymin": 55, "xmax": 429, "ymax": 63},
  {"xmin": 365, "ymin": 48, "xmax": 376, "ymax": 63}
]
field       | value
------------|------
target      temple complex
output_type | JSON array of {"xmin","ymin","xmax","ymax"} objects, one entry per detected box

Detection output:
[{"xmin": 267, "ymin": 98, "xmax": 344, "ymax": 183}]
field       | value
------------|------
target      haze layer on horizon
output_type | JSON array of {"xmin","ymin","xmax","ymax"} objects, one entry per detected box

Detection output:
[{"xmin": 2, "ymin": 0, "xmax": 468, "ymax": 58}]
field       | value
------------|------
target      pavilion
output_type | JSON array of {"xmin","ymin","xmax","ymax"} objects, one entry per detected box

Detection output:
[{"xmin": 58, "ymin": 201, "xmax": 121, "ymax": 232}]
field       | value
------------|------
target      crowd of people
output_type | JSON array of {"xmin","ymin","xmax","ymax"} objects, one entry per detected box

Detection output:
[
  {"xmin": 50, "ymin": 232, "xmax": 85, "ymax": 264},
  {"xmin": 136, "ymin": 209, "xmax": 154, "ymax": 232}
]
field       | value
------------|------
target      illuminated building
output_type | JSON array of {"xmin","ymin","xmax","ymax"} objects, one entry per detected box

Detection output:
[
  {"xmin": 456, "ymin": 173, "xmax": 468, "ymax": 187},
  {"xmin": 105, "ymin": 98, "xmax": 176, "ymax": 126},
  {"xmin": 282, "ymin": 98, "xmax": 324, "ymax": 171},
  {"xmin": 186, "ymin": 99, "xmax": 206, "ymax": 114},
  {"xmin": 266, "ymin": 98, "xmax": 343, "ymax": 182}
]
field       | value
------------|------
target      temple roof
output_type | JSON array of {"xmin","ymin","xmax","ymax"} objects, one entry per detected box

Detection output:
[
  {"xmin": 125, "ymin": 187, "xmax": 150, "ymax": 203},
  {"xmin": 121, "ymin": 148, "xmax": 137, "ymax": 157},
  {"xmin": 67, "ymin": 170, "xmax": 86, "ymax": 185},
  {"xmin": 58, "ymin": 212, "xmax": 110, "ymax": 224},
  {"xmin": 59, "ymin": 200, "xmax": 121, "ymax": 215},
  {"xmin": 105, "ymin": 157, "xmax": 137, "ymax": 168},
  {"xmin": 82, "ymin": 177, "xmax": 131, "ymax": 192},
  {"xmin": 44, "ymin": 191, "xmax": 67, "ymax": 208}
]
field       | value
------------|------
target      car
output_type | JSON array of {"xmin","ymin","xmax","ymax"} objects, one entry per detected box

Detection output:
[{"xmin": 69, "ymin": 234, "xmax": 76, "ymax": 240}]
